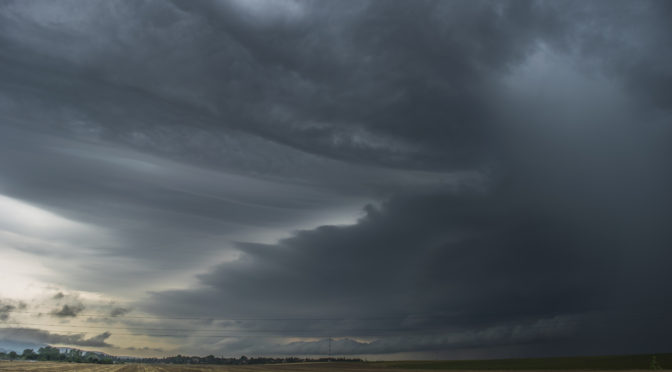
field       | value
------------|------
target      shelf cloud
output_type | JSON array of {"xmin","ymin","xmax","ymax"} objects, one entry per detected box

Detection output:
[{"xmin": 0, "ymin": 0, "xmax": 671, "ymax": 358}]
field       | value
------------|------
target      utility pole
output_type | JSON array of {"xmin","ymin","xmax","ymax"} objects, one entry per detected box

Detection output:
[{"xmin": 328, "ymin": 336, "xmax": 331, "ymax": 362}]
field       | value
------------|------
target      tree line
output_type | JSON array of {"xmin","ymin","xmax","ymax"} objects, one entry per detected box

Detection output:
[
  {"xmin": 0, "ymin": 347, "xmax": 113, "ymax": 364},
  {"xmin": 0, "ymin": 347, "xmax": 362, "ymax": 365},
  {"xmin": 132, "ymin": 355, "xmax": 362, "ymax": 365}
]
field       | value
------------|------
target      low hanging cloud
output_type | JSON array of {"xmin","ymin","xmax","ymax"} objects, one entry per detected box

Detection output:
[
  {"xmin": 0, "ymin": 299, "xmax": 26, "ymax": 322},
  {"xmin": 0, "ymin": 328, "xmax": 112, "ymax": 348},
  {"xmin": 50, "ymin": 304, "xmax": 85, "ymax": 318},
  {"xmin": 236, "ymin": 317, "xmax": 575, "ymax": 356},
  {"xmin": 109, "ymin": 307, "xmax": 130, "ymax": 317},
  {"xmin": 125, "ymin": 346, "xmax": 165, "ymax": 353},
  {"xmin": 147, "ymin": 116, "xmax": 672, "ymax": 355},
  {"xmin": 0, "ymin": 304, "xmax": 14, "ymax": 322}
]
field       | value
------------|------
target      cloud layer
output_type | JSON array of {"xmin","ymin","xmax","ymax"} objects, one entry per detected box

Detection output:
[
  {"xmin": 0, "ymin": 328, "xmax": 112, "ymax": 348},
  {"xmin": 0, "ymin": 0, "xmax": 671, "ymax": 358}
]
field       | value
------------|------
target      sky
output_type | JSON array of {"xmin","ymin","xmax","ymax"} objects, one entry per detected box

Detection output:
[{"xmin": 0, "ymin": 0, "xmax": 671, "ymax": 360}]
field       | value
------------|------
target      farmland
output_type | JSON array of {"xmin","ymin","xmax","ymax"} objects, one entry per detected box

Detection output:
[
  {"xmin": 0, "ymin": 357, "xmax": 670, "ymax": 371},
  {"xmin": 0, "ymin": 361, "xmax": 417, "ymax": 372}
]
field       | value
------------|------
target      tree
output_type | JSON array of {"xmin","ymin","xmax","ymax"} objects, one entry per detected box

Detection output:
[
  {"xmin": 650, "ymin": 355, "xmax": 663, "ymax": 370},
  {"xmin": 8, "ymin": 351, "xmax": 17, "ymax": 360},
  {"xmin": 37, "ymin": 346, "xmax": 60, "ymax": 361},
  {"xmin": 21, "ymin": 349, "xmax": 37, "ymax": 360},
  {"xmin": 67, "ymin": 349, "xmax": 83, "ymax": 363}
]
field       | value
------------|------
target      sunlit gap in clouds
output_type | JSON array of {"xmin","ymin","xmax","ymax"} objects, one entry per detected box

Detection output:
[{"xmin": 0, "ymin": 194, "xmax": 89, "ymax": 300}]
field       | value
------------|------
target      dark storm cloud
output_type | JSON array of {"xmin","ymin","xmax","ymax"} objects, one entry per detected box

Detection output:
[
  {"xmin": 565, "ymin": 1, "xmax": 672, "ymax": 110},
  {"xmin": 0, "ymin": 299, "xmax": 26, "ymax": 322},
  {"xmin": 109, "ymin": 307, "xmax": 130, "ymax": 317},
  {"xmin": 0, "ymin": 304, "xmax": 14, "ymax": 322},
  {"xmin": 213, "ymin": 317, "xmax": 575, "ymax": 356},
  {"xmin": 148, "ymin": 179, "xmax": 671, "ymax": 355},
  {"xmin": 145, "ymin": 1, "xmax": 672, "ymax": 356},
  {"xmin": 1, "ymin": 0, "xmax": 671, "ymax": 358},
  {"xmin": 0, "ymin": 328, "xmax": 112, "ymax": 348},
  {"xmin": 0, "ymin": 0, "xmax": 669, "ymax": 170},
  {"xmin": 0, "ymin": 124, "xmax": 383, "ymax": 294},
  {"xmin": 51, "ymin": 304, "xmax": 85, "ymax": 318},
  {"xmin": 125, "ymin": 346, "xmax": 164, "ymax": 353},
  {"xmin": 0, "ymin": 0, "xmax": 553, "ymax": 170}
]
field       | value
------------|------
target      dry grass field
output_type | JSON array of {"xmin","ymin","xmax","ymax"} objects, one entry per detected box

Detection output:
[
  {"xmin": 0, "ymin": 361, "xmax": 662, "ymax": 372},
  {"xmin": 0, "ymin": 361, "xmax": 420, "ymax": 372},
  {"xmin": 0, "ymin": 361, "xmax": 423, "ymax": 372}
]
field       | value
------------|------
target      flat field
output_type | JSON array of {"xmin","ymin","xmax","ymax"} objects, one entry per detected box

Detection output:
[
  {"xmin": 0, "ymin": 362, "xmax": 413, "ymax": 372},
  {"xmin": 0, "ymin": 361, "xmax": 665, "ymax": 372},
  {"xmin": 0, "ymin": 362, "xmax": 399, "ymax": 371}
]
